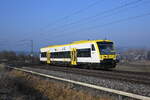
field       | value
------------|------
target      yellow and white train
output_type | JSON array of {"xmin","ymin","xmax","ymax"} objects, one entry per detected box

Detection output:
[{"xmin": 40, "ymin": 40, "xmax": 118, "ymax": 69}]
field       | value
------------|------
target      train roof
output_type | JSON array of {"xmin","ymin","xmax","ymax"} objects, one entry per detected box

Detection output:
[{"xmin": 41, "ymin": 40, "xmax": 112, "ymax": 50}]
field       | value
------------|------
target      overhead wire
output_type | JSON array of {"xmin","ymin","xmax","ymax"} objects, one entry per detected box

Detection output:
[
  {"xmin": 17, "ymin": 0, "xmax": 104, "ymax": 45},
  {"xmin": 41, "ymin": 0, "xmax": 146, "ymax": 40},
  {"xmin": 80, "ymin": 12, "xmax": 150, "ymax": 32},
  {"xmin": 49, "ymin": 2, "xmax": 145, "ymax": 35},
  {"xmin": 0, "ymin": 0, "xmax": 102, "ymax": 50},
  {"xmin": 16, "ymin": 0, "xmax": 149, "ymax": 47},
  {"xmin": 45, "ymin": 12, "xmax": 150, "ymax": 42},
  {"xmin": 41, "ymin": 0, "xmax": 143, "ymax": 35},
  {"xmin": 39, "ymin": 0, "xmax": 104, "ymax": 32}
]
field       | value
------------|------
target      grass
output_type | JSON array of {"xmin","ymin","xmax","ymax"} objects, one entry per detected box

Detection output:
[{"xmin": 0, "ymin": 64, "xmax": 112, "ymax": 100}]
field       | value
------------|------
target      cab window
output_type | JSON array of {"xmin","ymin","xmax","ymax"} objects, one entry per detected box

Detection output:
[{"xmin": 97, "ymin": 42, "xmax": 115, "ymax": 55}]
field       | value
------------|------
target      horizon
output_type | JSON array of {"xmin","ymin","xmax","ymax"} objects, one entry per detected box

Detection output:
[{"xmin": 0, "ymin": 0, "xmax": 150, "ymax": 52}]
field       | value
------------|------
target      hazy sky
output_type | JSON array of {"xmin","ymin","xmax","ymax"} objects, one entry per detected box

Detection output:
[{"xmin": 0, "ymin": 0, "xmax": 150, "ymax": 52}]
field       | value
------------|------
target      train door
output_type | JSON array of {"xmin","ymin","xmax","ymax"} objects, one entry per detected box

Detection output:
[
  {"xmin": 71, "ymin": 48, "xmax": 77, "ymax": 65},
  {"xmin": 47, "ymin": 50, "xmax": 51, "ymax": 64}
]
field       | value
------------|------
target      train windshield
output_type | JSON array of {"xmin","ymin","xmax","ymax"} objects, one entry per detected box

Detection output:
[{"xmin": 97, "ymin": 42, "xmax": 115, "ymax": 55}]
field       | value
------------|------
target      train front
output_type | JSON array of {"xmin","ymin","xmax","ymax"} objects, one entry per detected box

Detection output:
[{"xmin": 97, "ymin": 41, "xmax": 119, "ymax": 68}]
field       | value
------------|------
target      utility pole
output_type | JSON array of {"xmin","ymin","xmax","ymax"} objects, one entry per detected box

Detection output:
[
  {"xmin": 30, "ymin": 40, "xmax": 33, "ymax": 63},
  {"xmin": 30, "ymin": 40, "xmax": 33, "ymax": 57}
]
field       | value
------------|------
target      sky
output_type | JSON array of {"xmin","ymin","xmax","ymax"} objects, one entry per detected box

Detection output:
[{"xmin": 0, "ymin": 0, "xmax": 150, "ymax": 52}]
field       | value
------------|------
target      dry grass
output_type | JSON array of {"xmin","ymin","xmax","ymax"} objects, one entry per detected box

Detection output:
[
  {"xmin": 0, "ymin": 64, "xmax": 112, "ymax": 100},
  {"xmin": 9, "ymin": 70, "xmax": 112, "ymax": 100}
]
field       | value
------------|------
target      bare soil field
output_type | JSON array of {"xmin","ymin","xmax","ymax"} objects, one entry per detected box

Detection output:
[
  {"xmin": 115, "ymin": 62, "xmax": 150, "ymax": 73},
  {"xmin": 0, "ymin": 64, "xmax": 112, "ymax": 100}
]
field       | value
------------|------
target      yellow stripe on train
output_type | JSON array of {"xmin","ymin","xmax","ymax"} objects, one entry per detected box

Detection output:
[{"xmin": 100, "ymin": 55, "xmax": 116, "ymax": 60}]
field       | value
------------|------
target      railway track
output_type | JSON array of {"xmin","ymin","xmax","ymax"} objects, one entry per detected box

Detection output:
[
  {"xmin": 9, "ymin": 63, "xmax": 150, "ymax": 85},
  {"xmin": 6, "ymin": 65, "xmax": 150, "ymax": 100}
]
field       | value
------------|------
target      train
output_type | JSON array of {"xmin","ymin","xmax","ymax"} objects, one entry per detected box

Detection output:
[{"xmin": 40, "ymin": 40, "xmax": 119, "ymax": 69}]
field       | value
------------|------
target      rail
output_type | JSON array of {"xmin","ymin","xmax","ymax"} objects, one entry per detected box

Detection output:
[{"xmin": 7, "ymin": 66, "xmax": 150, "ymax": 100}]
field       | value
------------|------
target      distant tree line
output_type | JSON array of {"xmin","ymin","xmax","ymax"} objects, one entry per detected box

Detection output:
[
  {"xmin": 0, "ymin": 51, "xmax": 39, "ymax": 64},
  {"xmin": 147, "ymin": 51, "xmax": 150, "ymax": 60},
  {"xmin": 0, "ymin": 49, "xmax": 150, "ymax": 64},
  {"xmin": 118, "ymin": 49, "xmax": 150, "ymax": 63}
]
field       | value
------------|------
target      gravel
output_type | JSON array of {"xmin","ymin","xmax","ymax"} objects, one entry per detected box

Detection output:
[{"xmin": 23, "ymin": 67, "xmax": 150, "ymax": 97}]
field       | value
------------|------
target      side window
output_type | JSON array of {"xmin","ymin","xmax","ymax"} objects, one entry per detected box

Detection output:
[
  {"xmin": 51, "ymin": 51, "xmax": 70, "ymax": 58},
  {"xmin": 91, "ymin": 44, "xmax": 95, "ymax": 51},
  {"xmin": 41, "ymin": 52, "xmax": 46, "ymax": 57},
  {"xmin": 77, "ymin": 48, "xmax": 91, "ymax": 57}
]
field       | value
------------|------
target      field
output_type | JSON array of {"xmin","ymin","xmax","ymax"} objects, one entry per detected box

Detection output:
[{"xmin": 116, "ymin": 61, "xmax": 150, "ymax": 72}]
